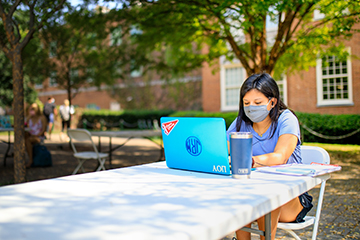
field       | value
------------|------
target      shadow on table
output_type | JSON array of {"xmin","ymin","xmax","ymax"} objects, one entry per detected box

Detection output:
[{"xmin": 0, "ymin": 140, "xmax": 162, "ymax": 185}]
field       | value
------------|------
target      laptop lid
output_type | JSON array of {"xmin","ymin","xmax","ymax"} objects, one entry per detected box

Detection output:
[{"xmin": 160, "ymin": 117, "xmax": 230, "ymax": 176}]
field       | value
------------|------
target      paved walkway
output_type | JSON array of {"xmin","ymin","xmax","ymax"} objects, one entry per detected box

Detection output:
[{"xmin": 0, "ymin": 133, "xmax": 359, "ymax": 239}]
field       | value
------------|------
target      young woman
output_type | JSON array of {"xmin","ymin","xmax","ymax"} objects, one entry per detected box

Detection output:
[
  {"xmin": 25, "ymin": 103, "xmax": 48, "ymax": 168},
  {"xmin": 226, "ymin": 73, "xmax": 313, "ymax": 240}
]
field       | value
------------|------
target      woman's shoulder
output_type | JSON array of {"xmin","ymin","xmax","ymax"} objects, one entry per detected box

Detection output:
[{"xmin": 279, "ymin": 109, "xmax": 297, "ymax": 121}]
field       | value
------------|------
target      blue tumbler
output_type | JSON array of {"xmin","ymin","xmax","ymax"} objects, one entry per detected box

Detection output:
[{"xmin": 230, "ymin": 132, "xmax": 253, "ymax": 179}]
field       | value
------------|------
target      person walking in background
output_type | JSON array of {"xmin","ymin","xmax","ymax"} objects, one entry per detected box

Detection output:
[
  {"xmin": 59, "ymin": 99, "xmax": 75, "ymax": 142},
  {"xmin": 43, "ymin": 97, "xmax": 57, "ymax": 140},
  {"xmin": 25, "ymin": 103, "xmax": 47, "ymax": 168}
]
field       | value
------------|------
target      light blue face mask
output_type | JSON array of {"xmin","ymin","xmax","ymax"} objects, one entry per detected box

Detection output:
[{"xmin": 244, "ymin": 100, "xmax": 271, "ymax": 123}]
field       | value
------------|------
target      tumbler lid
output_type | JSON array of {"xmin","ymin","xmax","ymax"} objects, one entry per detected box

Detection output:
[{"xmin": 230, "ymin": 132, "xmax": 253, "ymax": 139}]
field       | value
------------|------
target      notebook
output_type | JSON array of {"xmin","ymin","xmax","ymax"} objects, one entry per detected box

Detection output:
[{"xmin": 160, "ymin": 117, "xmax": 230, "ymax": 175}]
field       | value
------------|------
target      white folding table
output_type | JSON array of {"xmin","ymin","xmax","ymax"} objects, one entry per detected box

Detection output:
[{"xmin": 0, "ymin": 161, "xmax": 329, "ymax": 240}]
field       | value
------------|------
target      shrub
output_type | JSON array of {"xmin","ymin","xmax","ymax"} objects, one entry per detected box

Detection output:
[
  {"xmin": 169, "ymin": 111, "xmax": 238, "ymax": 128},
  {"xmin": 78, "ymin": 109, "xmax": 360, "ymax": 145},
  {"xmin": 79, "ymin": 109, "xmax": 175, "ymax": 129},
  {"xmin": 171, "ymin": 111, "xmax": 360, "ymax": 145},
  {"xmin": 295, "ymin": 112, "xmax": 360, "ymax": 145}
]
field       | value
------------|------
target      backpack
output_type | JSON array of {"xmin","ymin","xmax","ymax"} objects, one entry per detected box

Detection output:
[
  {"xmin": 59, "ymin": 105, "xmax": 70, "ymax": 121},
  {"xmin": 43, "ymin": 103, "xmax": 54, "ymax": 116},
  {"xmin": 31, "ymin": 144, "xmax": 52, "ymax": 167}
]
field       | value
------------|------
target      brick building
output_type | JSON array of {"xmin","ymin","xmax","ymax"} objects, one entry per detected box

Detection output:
[
  {"xmin": 36, "ymin": 74, "xmax": 202, "ymax": 112},
  {"xmin": 202, "ymin": 24, "xmax": 360, "ymax": 115}
]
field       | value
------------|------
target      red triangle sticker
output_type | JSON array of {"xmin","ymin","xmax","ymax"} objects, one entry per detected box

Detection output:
[{"xmin": 162, "ymin": 119, "xmax": 179, "ymax": 135}]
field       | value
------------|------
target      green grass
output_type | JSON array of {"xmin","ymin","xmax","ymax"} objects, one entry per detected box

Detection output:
[
  {"xmin": 303, "ymin": 142, "xmax": 360, "ymax": 152},
  {"xmin": 148, "ymin": 136, "xmax": 163, "ymax": 146}
]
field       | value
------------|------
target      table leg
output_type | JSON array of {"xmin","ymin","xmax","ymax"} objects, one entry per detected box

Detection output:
[
  {"xmin": 3, "ymin": 131, "xmax": 11, "ymax": 167},
  {"xmin": 239, "ymin": 212, "xmax": 271, "ymax": 239},
  {"xmin": 264, "ymin": 212, "xmax": 271, "ymax": 240},
  {"xmin": 109, "ymin": 137, "xmax": 112, "ymax": 168},
  {"xmin": 145, "ymin": 137, "xmax": 164, "ymax": 161},
  {"xmin": 98, "ymin": 136, "xmax": 101, "ymax": 152},
  {"xmin": 159, "ymin": 137, "xmax": 164, "ymax": 161},
  {"xmin": 103, "ymin": 137, "xmax": 132, "ymax": 169}
]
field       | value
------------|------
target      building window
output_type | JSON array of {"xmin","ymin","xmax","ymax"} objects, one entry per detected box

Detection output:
[
  {"xmin": 130, "ymin": 60, "xmax": 143, "ymax": 78},
  {"xmin": 35, "ymin": 83, "xmax": 43, "ymax": 89},
  {"xmin": 220, "ymin": 64, "xmax": 246, "ymax": 111},
  {"xmin": 86, "ymin": 67, "xmax": 95, "ymax": 83},
  {"xmin": 110, "ymin": 27, "xmax": 122, "ymax": 46},
  {"xmin": 316, "ymin": 52, "xmax": 353, "ymax": 106},
  {"xmin": 115, "ymin": 61, "xmax": 123, "ymax": 77},
  {"xmin": 110, "ymin": 102, "xmax": 121, "ymax": 111},
  {"xmin": 275, "ymin": 75, "xmax": 287, "ymax": 106},
  {"xmin": 49, "ymin": 71, "xmax": 57, "ymax": 87},
  {"xmin": 70, "ymin": 68, "xmax": 79, "ymax": 85},
  {"xmin": 49, "ymin": 41, "xmax": 57, "ymax": 57}
]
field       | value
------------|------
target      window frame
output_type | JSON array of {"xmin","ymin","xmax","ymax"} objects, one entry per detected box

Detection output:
[
  {"xmin": 49, "ymin": 41, "xmax": 57, "ymax": 58},
  {"xmin": 86, "ymin": 67, "xmax": 95, "ymax": 83},
  {"xmin": 275, "ymin": 75, "xmax": 288, "ymax": 106},
  {"xmin": 220, "ymin": 63, "xmax": 246, "ymax": 112},
  {"xmin": 110, "ymin": 27, "xmax": 122, "ymax": 46},
  {"xmin": 34, "ymin": 83, "xmax": 43, "ymax": 89},
  {"xmin": 316, "ymin": 49, "xmax": 353, "ymax": 107},
  {"xmin": 49, "ymin": 71, "xmax": 58, "ymax": 87}
]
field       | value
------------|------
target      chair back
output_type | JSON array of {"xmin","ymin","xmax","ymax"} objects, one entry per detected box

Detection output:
[
  {"xmin": 301, "ymin": 146, "xmax": 330, "ymax": 165},
  {"xmin": 277, "ymin": 145, "xmax": 330, "ymax": 240},
  {"xmin": 68, "ymin": 129, "xmax": 99, "ymax": 155},
  {"xmin": 0, "ymin": 115, "xmax": 11, "ymax": 128}
]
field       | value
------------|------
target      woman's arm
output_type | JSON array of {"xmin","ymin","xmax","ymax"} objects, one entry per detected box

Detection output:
[{"xmin": 253, "ymin": 133, "xmax": 298, "ymax": 167}]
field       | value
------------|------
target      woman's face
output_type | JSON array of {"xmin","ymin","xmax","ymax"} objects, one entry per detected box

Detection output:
[
  {"xmin": 29, "ymin": 104, "xmax": 38, "ymax": 116},
  {"xmin": 29, "ymin": 109, "xmax": 36, "ymax": 116},
  {"xmin": 243, "ymin": 89, "xmax": 275, "ymax": 111}
]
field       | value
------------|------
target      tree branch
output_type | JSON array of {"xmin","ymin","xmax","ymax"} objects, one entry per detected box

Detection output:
[
  {"xmin": 302, "ymin": 12, "xmax": 360, "ymax": 37},
  {"xmin": 288, "ymin": 3, "xmax": 315, "ymax": 40},
  {"xmin": 8, "ymin": 0, "xmax": 22, "ymax": 17},
  {"xmin": 268, "ymin": 2, "xmax": 309, "ymax": 71},
  {"xmin": 259, "ymin": 15, "xmax": 267, "ymax": 70},
  {"xmin": 20, "ymin": 0, "xmax": 66, "ymax": 50},
  {"xmin": 0, "ymin": 2, "xmax": 6, "ymax": 17},
  {"xmin": 205, "ymin": 2, "xmax": 253, "ymax": 74}
]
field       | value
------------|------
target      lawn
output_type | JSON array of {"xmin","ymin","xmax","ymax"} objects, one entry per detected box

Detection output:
[{"xmin": 303, "ymin": 142, "xmax": 360, "ymax": 152}]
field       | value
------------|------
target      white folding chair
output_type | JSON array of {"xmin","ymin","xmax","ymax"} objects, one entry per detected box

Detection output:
[
  {"xmin": 68, "ymin": 129, "xmax": 108, "ymax": 175},
  {"xmin": 277, "ymin": 145, "xmax": 330, "ymax": 240}
]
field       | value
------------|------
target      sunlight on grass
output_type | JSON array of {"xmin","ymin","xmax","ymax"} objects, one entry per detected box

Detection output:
[
  {"xmin": 303, "ymin": 142, "xmax": 360, "ymax": 152},
  {"xmin": 149, "ymin": 137, "xmax": 163, "ymax": 146}
]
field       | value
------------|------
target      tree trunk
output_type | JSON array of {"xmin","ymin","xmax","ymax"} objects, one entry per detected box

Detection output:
[{"xmin": 12, "ymin": 49, "xmax": 26, "ymax": 183}]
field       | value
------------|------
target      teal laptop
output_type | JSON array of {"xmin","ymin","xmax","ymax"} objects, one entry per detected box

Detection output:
[{"xmin": 160, "ymin": 117, "xmax": 230, "ymax": 176}]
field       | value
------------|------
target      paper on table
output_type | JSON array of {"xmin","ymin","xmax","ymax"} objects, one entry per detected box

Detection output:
[{"xmin": 256, "ymin": 163, "xmax": 341, "ymax": 177}]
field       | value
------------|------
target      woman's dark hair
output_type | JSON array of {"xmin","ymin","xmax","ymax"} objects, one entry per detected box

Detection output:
[{"xmin": 235, "ymin": 73, "xmax": 289, "ymax": 137}]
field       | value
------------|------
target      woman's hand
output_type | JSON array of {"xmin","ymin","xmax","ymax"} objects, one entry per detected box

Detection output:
[{"xmin": 253, "ymin": 133, "xmax": 298, "ymax": 167}]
